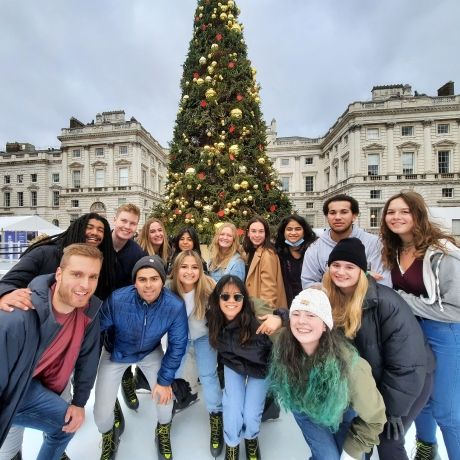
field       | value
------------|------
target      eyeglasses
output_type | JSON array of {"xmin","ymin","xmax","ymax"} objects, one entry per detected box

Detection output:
[{"xmin": 219, "ymin": 293, "xmax": 244, "ymax": 302}]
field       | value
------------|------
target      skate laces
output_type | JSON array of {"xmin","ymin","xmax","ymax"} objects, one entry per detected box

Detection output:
[
  {"xmin": 156, "ymin": 424, "xmax": 172, "ymax": 458},
  {"xmin": 246, "ymin": 438, "xmax": 259, "ymax": 458},
  {"xmin": 414, "ymin": 439, "xmax": 436, "ymax": 460},
  {"xmin": 210, "ymin": 413, "xmax": 223, "ymax": 447},
  {"xmin": 121, "ymin": 375, "xmax": 137, "ymax": 404},
  {"xmin": 100, "ymin": 431, "xmax": 116, "ymax": 460}
]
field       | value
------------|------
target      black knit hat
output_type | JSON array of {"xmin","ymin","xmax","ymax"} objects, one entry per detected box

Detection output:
[
  {"xmin": 132, "ymin": 255, "xmax": 166, "ymax": 283},
  {"xmin": 327, "ymin": 237, "xmax": 367, "ymax": 272}
]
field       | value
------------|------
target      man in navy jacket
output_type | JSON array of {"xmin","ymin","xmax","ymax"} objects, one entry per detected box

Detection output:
[
  {"xmin": 0, "ymin": 244, "xmax": 103, "ymax": 460},
  {"xmin": 93, "ymin": 255, "xmax": 188, "ymax": 460}
]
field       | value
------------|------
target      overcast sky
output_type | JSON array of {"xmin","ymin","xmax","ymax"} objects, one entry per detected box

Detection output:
[{"xmin": 1, "ymin": 0, "xmax": 459, "ymax": 150}]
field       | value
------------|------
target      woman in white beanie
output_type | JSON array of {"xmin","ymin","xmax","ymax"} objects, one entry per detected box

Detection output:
[{"xmin": 269, "ymin": 288, "xmax": 386, "ymax": 460}]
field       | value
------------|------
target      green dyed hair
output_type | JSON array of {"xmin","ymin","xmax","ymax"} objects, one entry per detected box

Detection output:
[{"xmin": 269, "ymin": 327, "xmax": 357, "ymax": 432}]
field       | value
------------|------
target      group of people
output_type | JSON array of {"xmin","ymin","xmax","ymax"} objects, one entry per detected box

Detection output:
[{"xmin": 0, "ymin": 191, "xmax": 458, "ymax": 460}]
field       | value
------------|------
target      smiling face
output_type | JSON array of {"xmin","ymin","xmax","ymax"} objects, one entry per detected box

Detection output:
[
  {"xmin": 326, "ymin": 201, "xmax": 356, "ymax": 239},
  {"xmin": 328, "ymin": 260, "xmax": 361, "ymax": 295},
  {"xmin": 177, "ymin": 255, "xmax": 200, "ymax": 292},
  {"xmin": 149, "ymin": 221, "xmax": 165, "ymax": 248},
  {"xmin": 248, "ymin": 221, "xmax": 266, "ymax": 248},
  {"xmin": 113, "ymin": 211, "xmax": 139, "ymax": 242},
  {"xmin": 384, "ymin": 197, "xmax": 415, "ymax": 241},
  {"xmin": 219, "ymin": 282, "xmax": 244, "ymax": 321},
  {"xmin": 284, "ymin": 219, "xmax": 304, "ymax": 244},
  {"xmin": 85, "ymin": 218, "xmax": 105, "ymax": 247},
  {"xmin": 290, "ymin": 310, "xmax": 326, "ymax": 355},
  {"xmin": 178, "ymin": 232, "xmax": 194, "ymax": 251},
  {"xmin": 218, "ymin": 226, "xmax": 235, "ymax": 250},
  {"xmin": 134, "ymin": 267, "xmax": 163, "ymax": 303}
]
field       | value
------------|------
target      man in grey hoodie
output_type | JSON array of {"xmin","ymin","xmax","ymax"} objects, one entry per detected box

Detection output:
[{"xmin": 301, "ymin": 194, "xmax": 392, "ymax": 288}]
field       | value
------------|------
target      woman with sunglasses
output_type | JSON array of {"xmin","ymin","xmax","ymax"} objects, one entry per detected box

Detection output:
[
  {"xmin": 208, "ymin": 222, "xmax": 245, "ymax": 283},
  {"xmin": 137, "ymin": 218, "xmax": 170, "ymax": 264},
  {"xmin": 169, "ymin": 250, "xmax": 223, "ymax": 458},
  {"xmin": 207, "ymin": 275, "xmax": 272, "ymax": 460}
]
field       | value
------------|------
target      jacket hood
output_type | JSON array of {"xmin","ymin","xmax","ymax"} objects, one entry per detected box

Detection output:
[
  {"xmin": 318, "ymin": 225, "xmax": 368, "ymax": 249},
  {"xmin": 362, "ymin": 276, "xmax": 378, "ymax": 311}
]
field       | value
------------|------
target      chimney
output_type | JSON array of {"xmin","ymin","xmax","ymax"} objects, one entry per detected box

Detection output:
[{"xmin": 437, "ymin": 81, "xmax": 454, "ymax": 96}]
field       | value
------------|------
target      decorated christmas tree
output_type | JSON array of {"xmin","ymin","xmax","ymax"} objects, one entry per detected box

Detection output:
[{"xmin": 154, "ymin": 0, "xmax": 292, "ymax": 242}]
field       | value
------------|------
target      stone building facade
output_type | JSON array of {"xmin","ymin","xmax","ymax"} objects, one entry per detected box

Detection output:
[
  {"xmin": 0, "ymin": 111, "xmax": 167, "ymax": 228},
  {"xmin": 267, "ymin": 82, "xmax": 460, "ymax": 233}
]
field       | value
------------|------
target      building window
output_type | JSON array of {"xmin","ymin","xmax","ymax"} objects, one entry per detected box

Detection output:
[
  {"xmin": 370, "ymin": 207, "xmax": 382, "ymax": 228},
  {"xmin": 402, "ymin": 152, "xmax": 414, "ymax": 174},
  {"xmin": 306, "ymin": 202, "xmax": 314, "ymax": 209},
  {"xmin": 452, "ymin": 219, "xmax": 460, "ymax": 236},
  {"xmin": 95, "ymin": 169, "xmax": 105, "ymax": 187},
  {"xmin": 334, "ymin": 165, "xmax": 339, "ymax": 181},
  {"xmin": 442, "ymin": 188, "xmax": 453, "ymax": 198},
  {"xmin": 367, "ymin": 153, "xmax": 380, "ymax": 176},
  {"xmin": 142, "ymin": 169, "xmax": 147, "ymax": 188},
  {"xmin": 119, "ymin": 145, "xmax": 128, "ymax": 155},
  {"xmin": 343, "ymin": 135, "xmax": 349, "ymax": 145},
  {"xmin": 305, "ymin": 214, "xmax": 315, "ymax": 227},
  {"xmin": 52, "ymin": 173, "xmax": 60, "ymax": 183},
  {"xmin": 71, "ymin": 199, "xmax": 79, "ymax": 208},
  {"xmin": 280, "ymin": 177, "xmax": 290, "ymax": 192},
  {"xmin": 118, "ymin": 197, "xmax": 127, "ymax": 206},
  {"xmin": 52, "ymin": 191, "xmax": 60, "ymax": 206},
  {"xmin": 4, "ymin": 175, "xmax": 10, "ymax": 184},
  {"xmin": 72, "ymin": 149, "xmax": 81, "ymax": 158},
  {"xmin": 31, "ymin": 173, "xmax": 37, "ymax": 183},
  {"xmin": 17, "ymin": 174, "xmax": 23, "ymax": 183},
  {"xmin": 367, "ymin": 128, "xmax": 379, "ymax": 140},
  {"xmin": 370, "ymin": 190, "xmax": 381, "ymax": 199},
  {"xmin": 305, "ymin": 176, "xmax": 314, "ymax": 192},
  {"xmin": 70, "ymin": 214, "xmax": 79, "ymax": 224},
  {"xmin": 17, "ymin": 192, "xmax": 24, "ymax": 207},
  {"xmin": 401, "ymin": 126, "xmax": 414, "ymax": 137},
  {"xmin": 4, "ymin": 192, "xmax": 10, "ymax": 207},
  {"xmin": 30, "ymin": 191, "xmax": 37, "ymax": 207},
  {"xmin": 281, "ymin": 158, "xmax": 290, "ymax": 166},
  {"xmin": 119, "ymin": 168, "xmax": 129, "ymax": 186},
  {"xmin": 343, "ymin": 158, "xmax": 349, "ymax": 179},
  {"xmin": 305, "ymin": 157, "xmax": 313, "ymax": 165},
  {"xmin": 437, "ymin": 123, "xmax": 450, "ymax": 134},
  {"xmin": 72, "ymin": 170, "xmax": 81, "ymax": 188},
  {"xmin": 95, "ymin": 147, "xmax": 104, "ymax": 157},
  {"xmin": 438, "ymin": 151, "xmax": 450, "ymax": 173}
]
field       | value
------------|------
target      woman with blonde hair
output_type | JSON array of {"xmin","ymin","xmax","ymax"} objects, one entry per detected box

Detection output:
[
  {"xmin": 381, "ymin": 191, "xmax": 460, "ymax": 459},
  {"xmin": 137, "ymin": 218, "xmax": 170, "ymax": 263},
  {"xmin": 208, "ymin": 223, "xmax": 245, "ymax": 283},
  {"xmin": 169, "ymin": 250, "xmax": 223, "ymax": 458}
]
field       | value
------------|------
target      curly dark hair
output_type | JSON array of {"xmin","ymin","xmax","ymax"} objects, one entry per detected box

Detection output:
[
  {"xmin": 206, "ymin": 274, "xmax": 255, "ymax": 348},
  {"xmin": 322, "ymin": 194, "xmax": 359, "ymax": 216},
  {"xmin": 274, "ymin": 214, "xmax": 317, "ymax": 256}
]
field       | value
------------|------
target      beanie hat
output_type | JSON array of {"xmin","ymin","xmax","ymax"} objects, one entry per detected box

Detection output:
[
  {"xmin": 290, "ymin": 288, "xmax": 333, "ymax": 330},
  {"xmin": 132, "ymin": 255, "xmax": 166, "ymax": 283},
  {"xmin": 327, "ymin": 237, "xmax": 367, "ymax": 272}
]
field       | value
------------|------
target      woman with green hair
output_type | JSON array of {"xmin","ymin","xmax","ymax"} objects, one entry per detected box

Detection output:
[{"xmin": 269, "ymin": 288, "xmax": 386, "ymax": 459}]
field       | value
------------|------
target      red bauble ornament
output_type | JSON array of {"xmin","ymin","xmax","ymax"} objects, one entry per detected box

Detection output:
[
  {"xmin": 200, "ymin": 100, "xmax": 208, "ymax": 108},
  {"xmin": 197, "ymin": 172, "xmax": 206, "ymax": 180},
  {"xmin": 216, "ymin": 33, "xmax": 223, "ymax": 41},
  {"xmin": 237, "ymin": 228, "xmax": 245, "ymax": 236},
  {"xmin": 201, "ymin": 24, "xmax": 207, "ymax": 31},
  {"xmin": 217, "ymin": 210, "xmax": 225, "ymax": 217},
  {"xmin": 228, "ymin": 61, "xmax": 235, "ymax": 69},
  {"xmin": 258, "ymin": 144, "xmax": 264, "ymax": 151},
  {"xmin": 174, "ymin": 209, "xmax": 181, "ymax": 215},
  {"xmin": 193, "ymin": 72, "xmax": 200, "ymax": 79},
  {"xmin": 186, "ymin": 213, "xmax": 193, "ymax": 219},
  {"xmin": 236, "ymin": 94, "xmax": 244, "ymax": 101},
  {"xmin": 195, "ymin": 16, "xmax": 199, "ymax": 22},
  {"xmin": 265, "ymin": 184, "xmax": 270, "ymax": 191},
  {"xmin": 269, "ymin": 204, "xmax": 277, "ymax": 213},
  {"xmin": 218, "ymin": 191, "xmax": 225, "ymax": 199},
  {"xmin": 229, "ymin": 154, "xmax": 235, "ymax": 161},
  {"xmin": 228, "ymin": 125, "xmax": 235, "ymax": 133}
]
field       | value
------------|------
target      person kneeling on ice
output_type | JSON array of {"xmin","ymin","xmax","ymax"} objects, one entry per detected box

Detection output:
[{"xmin": 93, "ymin": 256, "xmax": 188, "ymax": 460}]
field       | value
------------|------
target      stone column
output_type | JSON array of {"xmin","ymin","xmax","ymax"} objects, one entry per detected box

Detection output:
[
  {"xmin": 106, "ymin": 143, "xmax": 114, "ymax": 185},
  {"xmin": 423, "ymin": 120, "xmax": 432, "ymax": 172},
  {"xmin": 386, "ymin": 123, "xmax": 395, "ymax": 174}
]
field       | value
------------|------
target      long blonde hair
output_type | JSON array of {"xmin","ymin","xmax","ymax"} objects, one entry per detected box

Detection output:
[
  {"xmin": 137, "ymin": 218, "xmax": 170, "ymax": 262},
  {"xmin": 322, "ymin": 271, "xmax": 368, "ymax": 339},
  {"xmin": 208, "ymin": 222, "xmax": 242, "ymax": 271},
  {"xmin": 169, "ymin": 250, "xmax": 215, "ymax": 320}
]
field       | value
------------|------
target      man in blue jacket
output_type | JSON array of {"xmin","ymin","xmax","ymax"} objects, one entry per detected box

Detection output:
[
  {"xmin": 0, "ymin": 244, "xmax": 103, "ymax": 460},
  {"xmin": 94, "ymin": 255, "xmax": 188, "ymax": 460}
]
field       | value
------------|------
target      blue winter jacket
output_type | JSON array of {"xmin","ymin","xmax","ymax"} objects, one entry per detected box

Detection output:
[{"xmin": 100, "ymin": 286, "xmax": 188, "ymax": 386}]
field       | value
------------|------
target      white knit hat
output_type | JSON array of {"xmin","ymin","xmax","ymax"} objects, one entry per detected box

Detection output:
[{"xmin": 289, "ymin": 288, "xmax": 334, "ymax": 330}]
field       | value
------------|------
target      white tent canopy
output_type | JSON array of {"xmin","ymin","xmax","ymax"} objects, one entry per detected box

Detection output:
[{"xmin": 0, "ymin": 215, "xmax": 63, "ymax": 235}]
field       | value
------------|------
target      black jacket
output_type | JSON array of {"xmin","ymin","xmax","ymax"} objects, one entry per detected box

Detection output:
[
  {"xmin": 0, "ymin": 274, "xmax": 102, "ymax": 446},
  {"xmin": 354, "ymin": 277, "xmax": 435, "ymax": 418},
  {"xmin": 216, "ymin": 316, "xmax": 272, "ymax": 379}
]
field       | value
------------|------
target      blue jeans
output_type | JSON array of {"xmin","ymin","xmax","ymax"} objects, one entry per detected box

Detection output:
[
  {"xmin": 415, "ymin": 319, "xmax": 460, "ymax": 459},
  {"xmin": 222, "ymin": 365, "xmax": 268, "ymax": 447},
  {"xmin": 293, "ymin": 408, "xmax": 356, "ymax": 460},
  {"xmin": 7, "ymin": 379, "xmax": 73, "ymax": 460},
  {"xmin": 176, "ymin": 334, "xmax": 222, "ymax": 413}
]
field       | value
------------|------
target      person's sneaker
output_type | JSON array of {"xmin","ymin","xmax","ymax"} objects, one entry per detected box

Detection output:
[
  {"xmin": 261, "ymin": 396, "xmax": 280, "ymax": 422},
  {"xmin": 209, "ymin": 412, "xmax": 224, "ymax": 457},
  {"xmin": 121, "ymin": 367, "xmax": 139, "ymax": 410},
  {"xmin": 244, "ymin": 438, "xmax": 260, "ymax": 460},
  {"xmin": 113, "ymin": 398, "xmax": 125, "ymax": 436},
  {"xmin": 155, "ymin": 422, "xmax": 173, "ymax": 460},
  {"xmin": 134, "ymin": 366, "xmax": 151, "ymax": 393},
  {"xmin": 10, "ymin": 451, "xmax": 22, "ymax": 460},
  {"xmin": 414, "ymin": 438, "xmax": 441, "ymax": 460},
  {"xmin": 100, "ymin": 426, "xmax": 120, "ymax": 460},
  {"xmin": 224, "ymin": 444, "xmax": 240, "ymax": 460}
]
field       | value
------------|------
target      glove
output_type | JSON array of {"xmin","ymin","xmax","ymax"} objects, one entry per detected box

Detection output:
[
  {"xmin": 340, "ymin": 450, "xmax": 357, "ymax": 460},
  {"xmin": 386, "ymin": 415, "xmax": 404, "ymax": 440}
]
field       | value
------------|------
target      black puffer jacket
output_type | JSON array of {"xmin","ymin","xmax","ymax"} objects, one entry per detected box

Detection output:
[
  {"xmin": 354, "ymin": 277, "xmax": 435, "ymax": 418},
  {"xmin": 216, "ymin": 316, "xmax": 272, "ymax": 379}
]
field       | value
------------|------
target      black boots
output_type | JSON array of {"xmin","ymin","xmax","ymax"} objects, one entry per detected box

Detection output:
[
  {"xmin": 414, "ymin": 438, "xmax": 441, "ymax": 460},
  {"xmin": 113, "ymin": 398, "xmax": 125, "ymax": 436},
  {"xmin": 209, "ymin": 411, "xmax": 224, "ymax": 457},
  {"xmin": 155, "ymin": 421, "xmax": 173, "ymax": 460},
  {"xmin": 225, "ymin": 444, "xmax": 240, "ymax": 460},
  {"xmin": 100, "ymin": 425, "xmax": 120, "ymax": 460},
  {"xmin": 120, "ymin": 367, "xmax": 139, "ymax": 410},
  {"xmin": 245, "ymin": 438, "xmax": 261, "ymax": 460}
]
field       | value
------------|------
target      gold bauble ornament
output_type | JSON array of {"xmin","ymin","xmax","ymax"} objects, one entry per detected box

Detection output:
[
  {"xmin": 185, "ymin": 218, "xmax": 190, "ymax": 224},
  {"xmin": 243, "ymin": 210, "xmax": 248, "ymax": 216},
  {"xmin": 230, "ymin": 108, "xmax": 242, "ymax": 119},
  {"xmin": 196, "ymin": 78, "xmax": 204, "ymax": 85},
  {"xmin": 220, "ymin": 12, "xmax": 227, "ymax": 20},
  {"xmin": 254, "ymin": 96, "xmax": 261, "ymax": 103},
  {"xmin": 211, "ymin": 43, "xmax": 219, "ymax": 51},
  {"xmin": 217, "ymin": 142, "xmax": 225, "ymax": 150},
  {"xmin": 220, "ymin": 4, "xmax": 228, "ymax": 12},
  {"xmin": 205, "ymin": 75, "xmax": 212, "ymax": 83},
  {"xmin": 228, "ymin": 14, "xmax": 234, "ymax": 20},
  {"xmin": 186, "ymin": 185, "xmax": 192, "ymax": 190},
  {"xmin": 229, "ymin": 144, "xmax": 239, "ymax": 155},
  {"xmin": 199, "ymin": 56, "xmax": 207, "ymax": 65},
  {"xmin": 257, "ymin": 157, "xmax": 265, "ymax": 164},
  {"xmin": 205, "ymin": 88, "xmax": 217, "ymax": 100},
  {"xmin": 211, "ymin": 61, "xmax": 217, "ymax": 67},
  {"xmin": 248, "ymin": 195, "xmax": 253, "ymax": 201},
  {"xmin": 240, "ymin": 180, "xmax": 249, "ymax": 190},
  {"xmin": 198, "ymin": 224, "xmax": 203, "ymax": 231},
  {"xmin": 220, "ymin": 169, "xmax": 226, "ymax": 174},
  {"xmin": 233, "ymin": 183, "xmax": 241, "ymax": 190},
  {"xmin": 207, "ymin": 66, "xmax": 214, "ymax": 75},
  {"xmin": 231, "ymin": 23, "xmax": 241, "ymax": 33},
  {"xmin": 206, "ymin": 131, "xmax": 212, "ymax": 137},
  {"xmin": 211, "ymin": 14, "xmax": 216, "ymax": 19},
  {"xmin": 228, "ymin": 0, "xmax": 235, "ymax": 8},
  {"xmin": 253, "ymin": 184, "xmax": 258, "ymax": 189},
  {"xmin": 270, "ymin": 181, "xmax": 275, "ymax": 186}
]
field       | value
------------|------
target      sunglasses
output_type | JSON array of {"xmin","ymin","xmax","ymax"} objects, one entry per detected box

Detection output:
[{"xmin": 219, "ymin": 293, "xmax": 244, "ymax": 302}]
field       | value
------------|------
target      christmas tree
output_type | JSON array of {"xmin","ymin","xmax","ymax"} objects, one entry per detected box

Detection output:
[{"xmin": 154, "ymin": 0, "xmax": 292, "ymax": 242}]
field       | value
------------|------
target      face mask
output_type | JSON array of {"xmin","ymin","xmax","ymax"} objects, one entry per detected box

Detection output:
[{"xmin": 285, "ymin": 238, "xmax": 304, "ymax": 247}]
